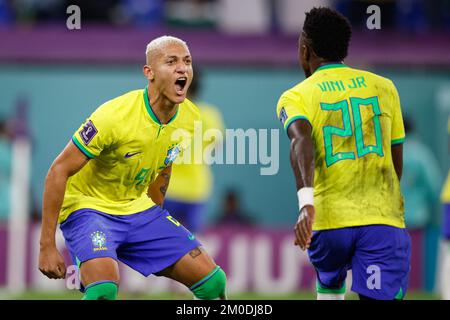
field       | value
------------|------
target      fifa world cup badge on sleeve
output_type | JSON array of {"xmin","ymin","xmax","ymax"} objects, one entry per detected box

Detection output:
[
  {"xmin": 79, "ymin": 120, "xmax": 98, "ymax": 145},
  {"xmin": 279, "ymin": 107, "xmax": 288, "ymax": 126},
  {"xmin": 91, "ymin": 231, "xmax": 108, "ymax": 252}
]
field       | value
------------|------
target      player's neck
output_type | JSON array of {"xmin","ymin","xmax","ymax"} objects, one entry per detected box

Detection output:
[
  {"xmin": 310, "ymin": 59, "xmax": 344, "ymax": 74},
  {"xmin": 147, "ymin": 89, "xmax": 178, "ymax": 125}
]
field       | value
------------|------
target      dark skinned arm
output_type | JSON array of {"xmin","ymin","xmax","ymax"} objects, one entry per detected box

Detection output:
[
  {"xmin": 147, "ymin": 165, "xmax": 172, "ymax": 206},
  {"xmin": 287, "ymin": 119, "xmax": 316, "ymax": 250},
  {"xmin": 391, "ymin": 144, "xmax": 403, "ymax": 181}
]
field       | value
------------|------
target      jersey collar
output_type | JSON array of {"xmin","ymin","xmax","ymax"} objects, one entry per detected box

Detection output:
[
  {"xmin": 143, "ymin": 86, "xmax": 179, "ymax": 126},
  {"xmin": 314, "ymin": 63, "xmax": 348, "ymax": 74}
]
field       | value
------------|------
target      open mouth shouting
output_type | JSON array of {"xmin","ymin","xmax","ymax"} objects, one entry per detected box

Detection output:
[{"xmin": 175, "ymin": 76, "xmax": 188, "ymax": 96}]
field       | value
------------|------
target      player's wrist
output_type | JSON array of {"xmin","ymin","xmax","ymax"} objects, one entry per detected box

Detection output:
[
  {"xmin": 39, "ymin": 235, "xmax": 57, "ymax": 249},
  {"xmin": 297, "ymin": 187, "xmax": 314, "ymax": 212}
]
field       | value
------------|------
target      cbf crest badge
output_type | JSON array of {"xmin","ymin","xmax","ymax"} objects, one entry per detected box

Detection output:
[
  {"xmin": 164, "ymin": 144, "xmax": 181, "ymax": 166},
  {"xmin": 91, "ymin": 231, "xmax": 107, "ymax": 252}
]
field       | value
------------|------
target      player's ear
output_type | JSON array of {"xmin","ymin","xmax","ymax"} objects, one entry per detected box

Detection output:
[
  {"xmin": 143, "ymin": 65, "xmax": 155, "ymax": 81},
  {"xmin": 302, "ymin": 44, "xmax": 310, "ymax": 62}
]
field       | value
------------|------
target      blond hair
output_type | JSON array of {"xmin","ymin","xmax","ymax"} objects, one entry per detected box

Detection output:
[{"xmin": 145, "ymin": 35, "xmax": 188, "ymax": 65}]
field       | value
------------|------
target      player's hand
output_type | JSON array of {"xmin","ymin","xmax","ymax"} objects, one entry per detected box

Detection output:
[
  {"xmin": 39, "ymin": 246, "xmax": 67, "ymax": 279},
  {"xmin": 294, "ymin": 205, "xmax": 315, "ymax": 251}
]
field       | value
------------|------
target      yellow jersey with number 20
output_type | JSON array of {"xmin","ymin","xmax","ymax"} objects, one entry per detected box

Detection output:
[{"xmin": 277, "ymin": 64, "xmax": 406, "ymax": 231}]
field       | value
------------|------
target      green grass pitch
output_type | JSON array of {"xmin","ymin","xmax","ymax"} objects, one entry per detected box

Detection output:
[{"xmin": 7, "ymin": 290, "xmax": 441, "ymax": 300}]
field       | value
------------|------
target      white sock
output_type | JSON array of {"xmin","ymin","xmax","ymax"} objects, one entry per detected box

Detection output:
[{"xmin": 317, "ymin": 293, "xmax": 345, "ymax": 300}]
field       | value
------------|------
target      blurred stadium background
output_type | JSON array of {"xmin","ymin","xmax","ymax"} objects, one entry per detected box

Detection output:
[{"xmin": 0, "ymin": 0, "xmax": 449, "ymax": 300}]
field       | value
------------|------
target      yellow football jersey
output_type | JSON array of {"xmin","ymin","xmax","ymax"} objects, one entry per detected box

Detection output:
[
  {"xmin": 59, "ymin": 86, "xmax": 200, "ymax": 223},
  {"xmin": 441, "ymin": 117, "xmax": 450, "ymax": 203},
  {"xmin": 277, "ymin": 63, "xmax": 406, "ymax": 230},
  {"xmin": 167, "ymin": 103, "xmax": 225, "ymax": 202}
]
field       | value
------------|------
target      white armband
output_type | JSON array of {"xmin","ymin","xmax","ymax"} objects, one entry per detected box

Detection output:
[{"xmin": 297, "ymin": 187, "xmax": 314, "ymax": 212}]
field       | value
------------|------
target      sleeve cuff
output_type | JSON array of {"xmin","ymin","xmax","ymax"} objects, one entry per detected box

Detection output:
[
  {"xmin": 71, "ymin": 136, "xmax": 96, "ymax": 159},
  {"xmin": 284, "ymin": 116, "xmax": 312, "ymax": 132},
  {"xmin": 391, "ymin": 137, "xmax": 406, "ymax": 145}
]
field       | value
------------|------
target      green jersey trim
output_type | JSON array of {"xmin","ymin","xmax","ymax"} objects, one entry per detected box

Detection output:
[
  {"xmin": 284, "ymin": 115, "xmax": 311, "ymax": 132},
  {"xmin": 72, "ymin": 136, "xmax": 96, "ymax": 159},
  {"xmin": 315, "ymin": 63, "xmax": 348, "ymax": 73},
  {"xmin": 391, "ymin": 137, "xmax": 406, "ymax": 145},
  {"xmin": 143, "ymin": 86, "xmax": 179, "ymax": 125}
]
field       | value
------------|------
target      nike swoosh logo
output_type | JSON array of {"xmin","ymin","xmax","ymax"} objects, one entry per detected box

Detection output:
[{"xmin": 124, "ymin": 152, "xmax": 141, "ymax": 158}]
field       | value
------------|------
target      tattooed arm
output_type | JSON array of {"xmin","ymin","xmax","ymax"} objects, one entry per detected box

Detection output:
[{"xmin": 147, "ymin": 166, "xmax": 172, "ymax": 206}]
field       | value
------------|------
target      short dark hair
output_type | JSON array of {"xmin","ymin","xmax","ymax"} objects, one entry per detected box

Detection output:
[{"xmin": 303, "ymin": 7, "xmax": 352, "ymax": 61}]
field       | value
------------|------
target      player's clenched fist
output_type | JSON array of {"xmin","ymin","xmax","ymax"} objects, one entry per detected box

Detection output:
[
  {"xmin": 39, "ymin": 246, "xmax": 67, "ymax": 279},
  {"xmin": 294, "ymin": 205, "xmax": 315, "ymax": 251}
]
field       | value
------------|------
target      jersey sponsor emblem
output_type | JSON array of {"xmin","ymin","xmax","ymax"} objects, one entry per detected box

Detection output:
[
  {"xmin": 164, "ymin": 145, "xmax": 181, "ymax": 166},
  {"xmin": 79, "ymin": 120, "xmax": 98, "ymax": 146},
  {"xmin": 279, "ymin": 107, "xmax": 288, "ymax": 125},
  {"xmin": 125, "ymin": 151, "xmax": 141, "ymax": 158},
  {"xmin": 90, "ymin": 231, "xmax": 107, "ymax": 252}
]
